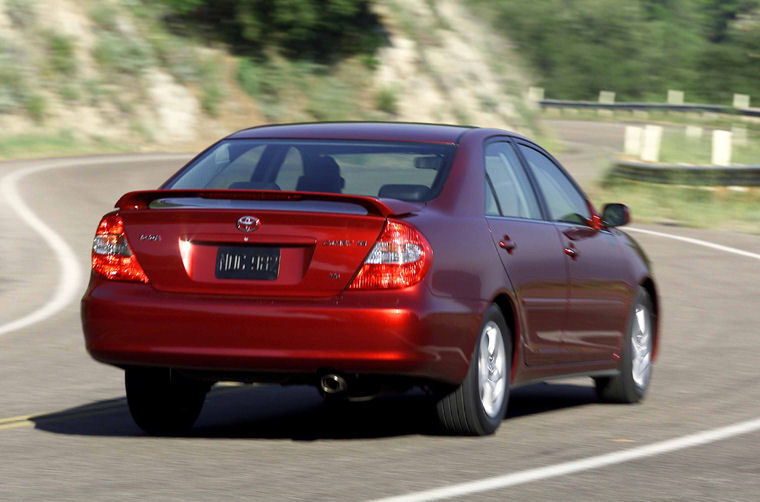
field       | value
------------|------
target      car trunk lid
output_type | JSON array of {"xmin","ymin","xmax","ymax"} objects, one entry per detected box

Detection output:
[{"xmin": 116, "ymin": 190, "xmax": 421, "ymax": 297}]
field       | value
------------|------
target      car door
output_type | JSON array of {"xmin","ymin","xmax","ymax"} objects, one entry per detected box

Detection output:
[
  {"xmin": 483, "ymin": 140, "xmax": 569, "ymax": 366},
  {"xmin": 516, "ymin": 142, "xmax": 630, "ymax": 363}
]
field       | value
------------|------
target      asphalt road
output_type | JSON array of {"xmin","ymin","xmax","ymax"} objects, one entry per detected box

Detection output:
[{"xmin": 1, "ymin": 121, "xmax": 759, "ymax": 501}]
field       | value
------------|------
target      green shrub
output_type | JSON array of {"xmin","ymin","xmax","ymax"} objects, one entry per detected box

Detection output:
[
  {"xmin": 90, "ymin": 2, "xmax": 120, "ymax": 31},
  {"xmin": 82, "ymin": 79, "xmax": 110, "ymax": 106},
  {"xmin": 45, "ymin": 32, "xmax": 77, "ymax": 77},
  {"xmin": 157, "ymin": 0, "xmax": 382, "ymax": 60},
  {"xmin": 93, "ymin": 33, "xmax": 153, "ymax": 75},
  {"xmin": 0, "ymin": 42, "xmax": 29, "ymax": 112},
  {"xmin": 24, "ymin": 93, "xmax": 47, "ymax": 122},
  {"xmin": 147, "ymin": 32, "xmax": 199, "ymax": 83},
  {"xmin": 237, "ymin": 58, "xmax": 284, "ymax": 100},
  {"xmin": 199, "ymin": 59, "xmax": 224, "ymax": 116},
  {"xmin": 305, "ymin": 76, "xmax": 353, "ymax": 121},
  {"xmin": 469, "ymin": 0, "xmax": 760, "ymax": 103},
  {"xmin": 58, "ymin": 84, "xmax": 80, "ymax": 102},
  {"xmin": 375, "ymin": 87, "xmax": 398, "ymax": 115}
]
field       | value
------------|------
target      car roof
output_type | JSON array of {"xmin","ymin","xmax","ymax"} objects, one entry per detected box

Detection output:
[{"xmin": 226, "ymin": 122, "xmax": 516, "ymax": 144}]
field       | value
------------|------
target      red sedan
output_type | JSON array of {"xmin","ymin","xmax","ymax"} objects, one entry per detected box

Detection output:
[{"xmin": 81, "ymin": 122, "xmax": 659, "ymax": 436}]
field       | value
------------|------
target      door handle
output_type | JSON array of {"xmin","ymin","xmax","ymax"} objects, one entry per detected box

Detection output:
[
  {"xmin": 563, "ymin": 245, "xmax": 578, "ymax": 259},
  {"xmin": 499, "ymin": 236, "xmax": 517, "ymax": 254}
]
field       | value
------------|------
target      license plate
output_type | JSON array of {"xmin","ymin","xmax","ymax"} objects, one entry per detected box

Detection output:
[{"xmin": 215, "ymin": 246, "xmax": 280, "ymax": 280}]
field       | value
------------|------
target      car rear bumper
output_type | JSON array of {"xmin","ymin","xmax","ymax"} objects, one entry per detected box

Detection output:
[{"xmin": 81, "ymin": 280, "xmax": 485, "ymax": 384}]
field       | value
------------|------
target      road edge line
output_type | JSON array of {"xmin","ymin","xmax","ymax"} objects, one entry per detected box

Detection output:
[
  {"xmin": 368, "ymin": 417, "xmax": 760, "ymax": 502},
  {"xmin": 0, "ymin": 154, "xmax": 190, "ymax": 337}
]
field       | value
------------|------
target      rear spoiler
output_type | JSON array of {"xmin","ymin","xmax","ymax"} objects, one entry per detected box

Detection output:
[{"xmin": 115, "ymin": 190, "xmax": 421, "ymax": 218}]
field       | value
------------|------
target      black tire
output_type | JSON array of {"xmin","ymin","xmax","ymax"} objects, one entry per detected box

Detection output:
[
  {"xmin": 125, "ymin": 368, "xmax": 209, "ymax": 435},
  {"xmin": 595, "ymin": 287, "xmax": 654, "ymax": 403},
  {"xmin": 434, "ymin": 305, "xmax": 511, "ymax": 436}
]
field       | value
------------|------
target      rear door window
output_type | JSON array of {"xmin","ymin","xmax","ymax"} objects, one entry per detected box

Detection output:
[{"xmin": 518, "ymin": 145, "xmax": 590, "ymax": 225}]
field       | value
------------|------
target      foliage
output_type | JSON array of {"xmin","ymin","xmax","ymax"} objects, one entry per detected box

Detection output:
[
  {"xmin": 23, "ymin": 92, "xmax": 47, "ymax": 122},
  {"xmin": 198, "ymin": 58, "xmax": 224, "ymax": 116},
  {"xmin": 375, "ymin": 86, "xmax": 398, "ymax": 115},
  {"xmin": 156, "ymin": 0, "xmax": 383, "ymax": 60},
  {"xmin": 45, "ymin": 32, "xmax": 77, "ymax": 77},
  {"xmin": 0, "ymin": 50, "xmax": 25, "ymax": 112},
  {"xmin": 470, "ymin": 0, "xmax": 760, "ymax": 103},
  {"xmin": 90, "ymin": 2, "xmax": 121, "ymax": 31},
  {"xmin": 594, "ymin": 176, "xmax": 760, "ymax": 234},
  {"xmin": 93, "ymin": 32, "xmax": 153, "ymax": 75},
  {"xmin": 0, "ymin": 131, "xmax": 128, "ymax": 159}
]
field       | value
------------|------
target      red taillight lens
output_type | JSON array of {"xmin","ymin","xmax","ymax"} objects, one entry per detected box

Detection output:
[
  {"xmin": 91, "ymin": 214, "xmax": 148, "ymax": 283},
  {"xmin": 348, "ymin": 220, "xmax": 432, "ymax": 290}
]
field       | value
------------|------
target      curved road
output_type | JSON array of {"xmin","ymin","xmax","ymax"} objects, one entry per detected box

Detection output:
[{"xmin": 1, "ymin": 122, "xmax": 759, "ymax": 501}]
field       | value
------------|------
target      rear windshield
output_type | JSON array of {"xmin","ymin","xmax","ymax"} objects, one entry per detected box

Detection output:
[{"xmin": 164, "ymin": 139, "xmax": 456, "ymax": 202}]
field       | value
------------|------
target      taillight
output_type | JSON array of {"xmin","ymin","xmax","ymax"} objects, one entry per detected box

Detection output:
[
  {"xmin": 348, "ymin": 220, "xmax": 432, "ymax": 290},
  {"xmin": 91, "ymin": 213, "xmax": 148, "ymax": 283}
]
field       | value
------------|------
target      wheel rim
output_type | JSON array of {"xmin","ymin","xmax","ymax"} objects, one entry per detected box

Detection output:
[
  {"xmin": 631, "ymin": 304, "xmax": 652, "ymax": 389},
  {"xmin": 478, "ymin": 321, "xmax": 507, "ymax": 418}
]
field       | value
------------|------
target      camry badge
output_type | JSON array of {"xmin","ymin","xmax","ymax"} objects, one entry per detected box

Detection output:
[{"xmin": 236, "ymin": 216, "xmax": 260, "ymax": 233}]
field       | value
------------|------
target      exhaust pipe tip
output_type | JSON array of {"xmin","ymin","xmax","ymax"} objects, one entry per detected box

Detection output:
[{"xmin": 320, "ymin": 374, "xmax": 347, "ymax": 394}]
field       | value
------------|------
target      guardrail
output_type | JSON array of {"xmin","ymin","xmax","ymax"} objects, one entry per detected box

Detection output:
[
  {"xmin": 611, "ymin": 159, "xmax": 760, "ymax": 186},
  {"xmin": 540, "ymin": 99, "xmax": 760, "ymax": 118}
]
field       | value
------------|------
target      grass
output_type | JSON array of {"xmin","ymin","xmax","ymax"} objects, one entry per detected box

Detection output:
[
  {"xmin": 541, "ymin": 107, "xmax": 760, "ymax": 134},
  {"xmin": 590, "ymin": 174, "xmax": 760, "ymax": 235},
  {"xmin": 0, "ymin": 132, "xmax": 129, "ymax": 160},
  {"xmin": 657, "ymin": 128, "xmax": 760, "ymax": 165}
]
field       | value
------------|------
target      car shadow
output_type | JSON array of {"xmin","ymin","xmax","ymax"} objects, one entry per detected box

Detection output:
[{"xmin": 31, "ymin": 382, "xmax": 599, "ymax": 439}]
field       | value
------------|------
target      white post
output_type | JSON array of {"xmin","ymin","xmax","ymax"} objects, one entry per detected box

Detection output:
[
  {"xmin": 598, "ymin": 91, "xmax": 615, "ymax": 117},
  {"xmin": 598, "ymin": 91, "xmax": 616, "ymax": 104},
  {"xmin": 667, "ymin": 90, "xmax": 684, "ymax": 105},
  {"xmin": 733, "ymin": 94, "xmax": 750, "ymax": 109},
  {"xmin": 624, "ymin": 126, "xmax": 643, "ymax": 156},
  {"xmin": 712, "ymin": 130, "xmax": 732, "ymax": 166},
  {"xmin": 641, "ymin": 125, "xmax": 663, "ymax": 162},
  {"xmin": 685, "ymin": 125, "xmax": 703, "ymax": 139}
]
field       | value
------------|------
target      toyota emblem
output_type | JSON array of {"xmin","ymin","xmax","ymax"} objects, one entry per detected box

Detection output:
[{"xmin": 236, "ymin": 216, "xmax": 260, "ymax": 232}]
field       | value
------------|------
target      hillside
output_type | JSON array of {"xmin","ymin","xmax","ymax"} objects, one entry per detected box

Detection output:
[
  {"xmin": 469, "ymin": 0, "xmax": 760, "ymax": 103},
  {"xmin": 0, "ymin": 0, "xmax": 538, "ymax": 158}
]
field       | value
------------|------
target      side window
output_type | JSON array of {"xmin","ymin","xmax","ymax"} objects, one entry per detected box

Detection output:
[
  {"xmin": 484, "ymin": 142, "xmax": 542, "ymax": 219},
  {"xmin": 518, "ymin": 145, "xmax": 590, "ymax": 225}
]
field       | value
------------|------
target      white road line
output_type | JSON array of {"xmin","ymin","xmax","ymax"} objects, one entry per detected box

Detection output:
[
  {"xmin": 369, "ymin": 225, "xmax": 760, "ymax": 502},
  {"xmin": 369, "ymin": 417, "xmax": 760, "ymax": 502},
  {"xmin": 628, "ymin": 227, "xmax": 760, "ymax": 261},
  {"xmin": 0, "ymin": 154, "xmax": 190, "ymax": 337}
]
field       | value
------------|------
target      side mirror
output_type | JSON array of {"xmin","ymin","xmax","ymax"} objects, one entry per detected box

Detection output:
[{"xmin": 601, "ymin": 203, "xmax": 630, "ymax": 228}]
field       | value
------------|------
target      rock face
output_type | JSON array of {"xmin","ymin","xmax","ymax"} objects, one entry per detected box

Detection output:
[
  {"xmin": 372, "ymin": 0, "xmax": 535, "ymax": 134},
  {"xmin": 0, "ymin": 0, "xmax": 207, "ymax": 146},
  {"xmin": 0, "ymin": 0, "xmax": 536, "ymax": 151}
]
